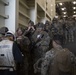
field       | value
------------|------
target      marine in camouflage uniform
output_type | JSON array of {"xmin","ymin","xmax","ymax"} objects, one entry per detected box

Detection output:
[
  {"xmin": 62, "ymin": 19, "xmax": 69, "ymax": 43},
  {"xmin": 31, "ymin": 23, "xmax": 51, "ymax": 64},
  {"xmin": 41, "ymin": 47, "xmax": 62, "ymax": 75},
  {"xmin": 51, "ymin": 18, "xmax": 64, "ymax": 44},
  {"xmin": 68, "ymin": 18, "xmax": 75, "ymax": 42},
  {"xmin": 25, "ymin": 20, "xmax": 35, "ymax": 39},
  {"xmin": 16, "ymin": 27, "xmax": 31, "ymax": 75},
  {"xmin": 41, "ymin": 35, "xmax": 76, "ymax": 75},
  {"xmin": 44, "ymin": 21, "xmax": 52, "ymax": 39},
  {"xmin": 23, "ymin": 20, "xmax": 36, "ymax": 75},
  {"xmin": 34, "ymin": 35, "xmax": 76, "ymax": 75},
  {"xmin": 51, "ymin": 18, "xmax": 60, "ymax": 34}
]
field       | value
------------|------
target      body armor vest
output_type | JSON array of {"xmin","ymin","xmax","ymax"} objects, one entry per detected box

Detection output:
[{"xmin": 0, "ymin": 39, "xmax": 15, "ymax": 70}]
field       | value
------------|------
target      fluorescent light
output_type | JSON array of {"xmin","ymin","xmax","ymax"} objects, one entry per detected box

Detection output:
[
  {"xmin": 63, "ymin": 12, "xmax": 67, "ymax": 14},
  {"xmin": 73, "ymin": 1, "xmax": 76, "ymax": 4},
  {"xmin": 61, "ymin": 7, "xmax": 66, "ymax": 11},
  {"xmin": 74, "ymin": 11, "xmax": 76, "ymax": 13},
  {"xmin": 59, "ymin": 3, "xmax": 63, "ymax": 6},
  {"xmin": 73, "ymin": 15, "xmax": 76, "ymax": 17},
  {"xmin": 63, "ymin": 15, "xmax": 67, "ymax": 17},
  {"xmin": 73, "ymin": 7, "xmax": 76, "ymax": 10}
]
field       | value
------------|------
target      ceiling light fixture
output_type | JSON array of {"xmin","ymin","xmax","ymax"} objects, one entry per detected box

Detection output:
[
  {"xmin": 73, "ymin": 7, "xmax": 76, "ymax": 10},
  {"xmin": 73, "ymin": 1, "xmax": 76, "ymax": 4},
  {"xmin": 74, "ymin": 11, "xmax": 76, "ymax": 13},
  {"xmin": 59, "ymin": 3, "xmax": 63, "ymax": 6},
  {"xmin": 63, "ymin": 12, "xmax": 67, "ymax": 14},
  {"xmin": 63, "ymin": 15, "xmax": 67, "ymax": 17},
  {"xmin": 61, "ymin": 7, "xmax": 66, "ymax": 11},
  {"xmin": 73, "ymin": 15, "xmax": 76, "ymax": 17}
]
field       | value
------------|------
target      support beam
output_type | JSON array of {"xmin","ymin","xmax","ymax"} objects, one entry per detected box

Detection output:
[
  {"xmin": 19, "ymin": 0, "xmax": 30, "ymax": 9},
  {"xmin": 56, "ymin": 0, "xmax": 75, "ymax": 3},
  {"xmin": 0, "ymin": 0, "xmax": 9, "ymax": 6},
  {"xmin": 0, "ymin": 13, "xmax": 9, "ymax": 19}
]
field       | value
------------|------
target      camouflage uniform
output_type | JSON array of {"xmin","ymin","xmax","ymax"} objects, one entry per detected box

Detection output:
[
  {"xmin": 51, "ymin": 18, "xmax": 63, "ymax": 36},
  {"xmin": 51, "ymin": 19, "xmax": 59, "ymax": 33},
  {"xmin": 41, "ymin": 47, "xmax": 62, "ymax": 75},
  {"xmin": 44, "ymin": 21, "xmax": 52, "ymax": 40},
  {"xmin": 62, "ymin": 20, "xmax": 69, "ymax": 43},
  {"xmin": 31, "ymin": 29, "xmax": 51, "ymax": 63},
  {"xmin": 67, "ymin": 19, "xmax": 75, "ymax": 42},
  {"xmin": 16, "ymin": 35, "xmax": 30, "ymax": 75},
  {"xmin": 41, "ymin": 47, "xmax": 76, "ymax": 75}
]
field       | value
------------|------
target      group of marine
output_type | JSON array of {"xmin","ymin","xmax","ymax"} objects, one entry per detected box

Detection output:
[{"xmin": 0, "ymin": 17, "xmax": 76, "ymax": 75}]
